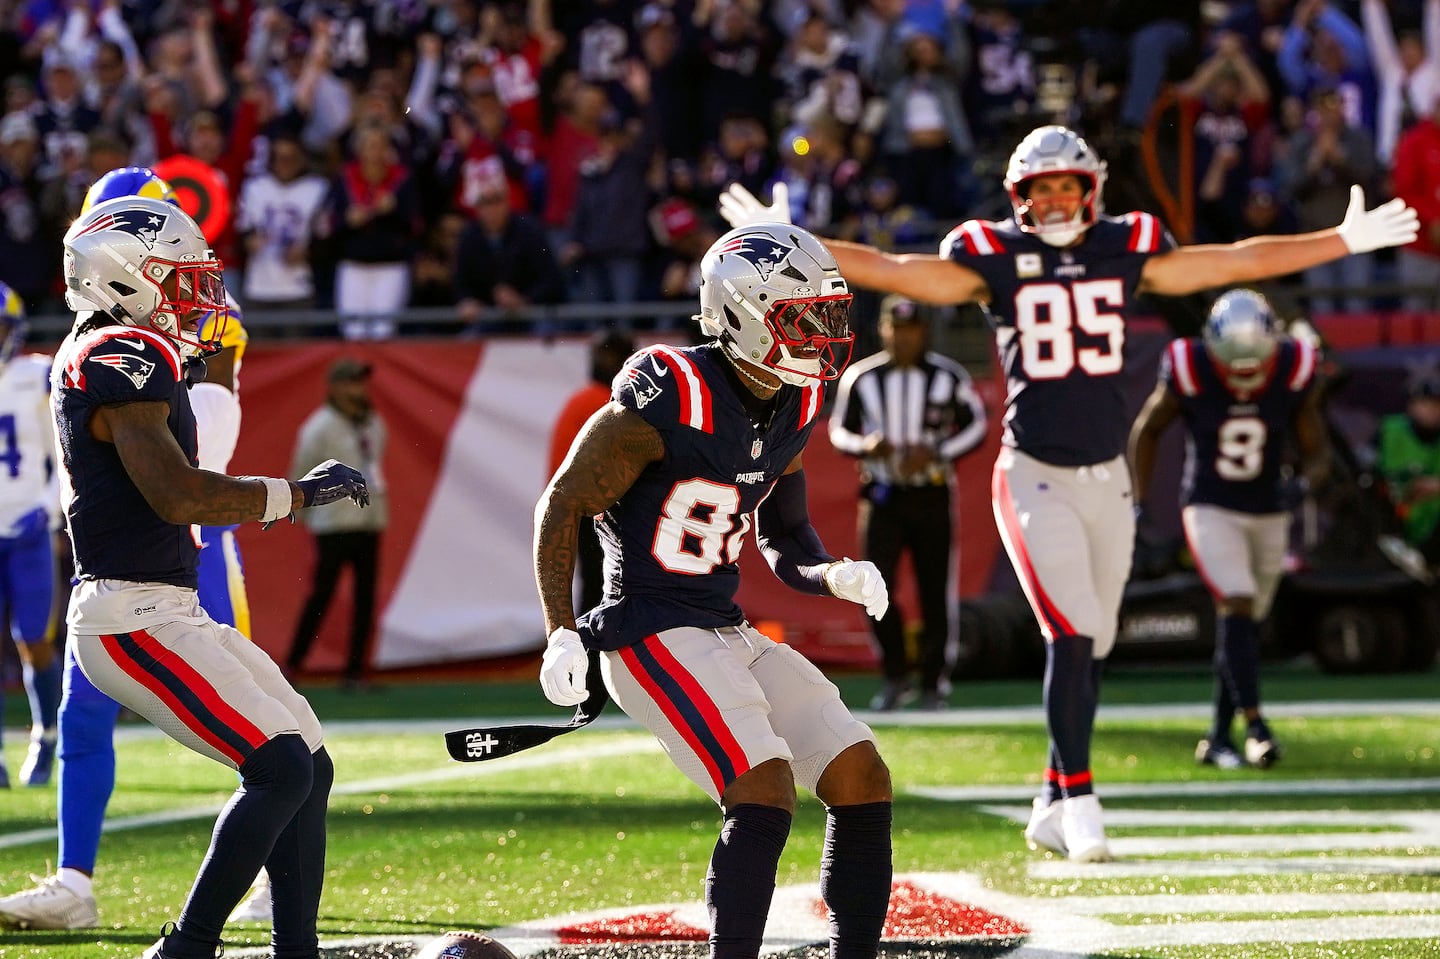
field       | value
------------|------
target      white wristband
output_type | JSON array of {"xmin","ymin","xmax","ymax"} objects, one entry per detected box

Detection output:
[{"xmin": 253, "ymin": 476, "xmax": 293, "ymax": 524}]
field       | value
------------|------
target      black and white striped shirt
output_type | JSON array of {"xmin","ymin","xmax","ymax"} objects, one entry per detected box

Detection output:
[{"xmin": 829, "ymin": 350, "xmax": 988, "ymax": 487}]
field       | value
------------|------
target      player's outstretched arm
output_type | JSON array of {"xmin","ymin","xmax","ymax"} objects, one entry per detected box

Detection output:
[
  {"xmin": 1139, "ymin": 185, "xmax": 1419, "ymax": 296},
  {"xmin": 534, "ymin": 401, "xmax": 662, "ymax": 635},
  {"xmin": 718, "ymin": 181, "xmax": 989, "ymax": 306},
  {"xmin": 1128, "ymin": 384, "xmax": 1182, "ymax": 508}
]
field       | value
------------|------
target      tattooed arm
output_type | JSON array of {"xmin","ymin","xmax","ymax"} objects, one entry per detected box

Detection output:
[
  {"xmin": 535, "ymin": 401, "xmax": 664, "ymax": 634},
  {"xmin": 94, "ymin": 400, "xmax": 303, "ymax": 526}
]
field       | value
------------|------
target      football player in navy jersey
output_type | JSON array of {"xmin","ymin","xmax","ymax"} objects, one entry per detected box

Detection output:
[
  {"xmin": 1130, "ymin": 289, "xmax": 1328, "ymax": 771},
  {"xmin": 535, "ymin": 222, "xmax": 895, "ymax": 959},
  {"xmin": 47, "ymin": 195, "xmax": 367, "ymax": 959},
  {"xmin": 720, "ymin": 124, "xmax": 1418, "ymax": 862}
]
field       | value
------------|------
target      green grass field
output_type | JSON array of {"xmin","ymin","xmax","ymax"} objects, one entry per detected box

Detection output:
[{"xmin": 2, "ymin": 661, "xmax": 1438, "ymax": 959}]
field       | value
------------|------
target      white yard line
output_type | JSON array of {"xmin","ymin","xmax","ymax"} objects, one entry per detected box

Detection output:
[
  {"xmin": 913, "ymin": 776, "xmax": 1440, "ymax": 802},
  {"xmin": 0, "ymin": 737, "xmax": 661, "ymax": 852}
]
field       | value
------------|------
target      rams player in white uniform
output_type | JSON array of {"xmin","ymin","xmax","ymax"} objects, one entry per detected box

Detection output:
[{"xmin": 0, "ymin": 282, "xmax": 62, "ymax": 790}]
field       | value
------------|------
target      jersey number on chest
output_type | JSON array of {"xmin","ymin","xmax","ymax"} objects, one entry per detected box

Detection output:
[
  {"xmin": 1216, "ymin": 416, "xmax": 1267, "ymax": 481},
  {"xmin": 653, "ymin": 478, "xmax": 750, "ymax": 574},
  {"xmin": 1013, "ymin": 279, "xmax": 1125, "ymax": 379}
]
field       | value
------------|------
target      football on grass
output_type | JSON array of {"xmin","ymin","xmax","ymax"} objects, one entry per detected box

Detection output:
[{"xmin": 413, "ymin": 931, "xmax": 519, "ymax": 959}]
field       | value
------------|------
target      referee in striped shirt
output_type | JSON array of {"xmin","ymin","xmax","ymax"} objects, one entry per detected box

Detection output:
[{"xmin": 830, "ymin": 295, "xmax": 988, "ymax": 710}]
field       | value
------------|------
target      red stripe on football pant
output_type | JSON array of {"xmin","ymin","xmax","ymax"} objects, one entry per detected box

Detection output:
[
  {"xmin": 99, "ymin": 631, "xmax": 251, "ymax": 766},
  {"xmin": 993, "ymin": 463, "xmax": 1076, "ymax": 639},
  {"xmin": 618, "ymin": 642, "xmax": 728, "ymax": 794}
]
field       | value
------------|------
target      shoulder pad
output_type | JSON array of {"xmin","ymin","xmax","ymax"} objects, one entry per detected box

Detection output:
[
  {"xmin": 1283, "ymin": 338, "xmax": 1318, "ymax": 392},
  {"xmin": 65, "ymin": 326, "xmax": 182, "ymax": 402},
  {"xmin": 941, "ymin": 219, "xmax": 1009, "ymax": 258},
  {"xmin": 615, "ymin": 345, "xmax": 714, "ymax": 433},
  {"xmin": 1164, "ymin": 338, "xmax": 1203, "ymax": 397}
]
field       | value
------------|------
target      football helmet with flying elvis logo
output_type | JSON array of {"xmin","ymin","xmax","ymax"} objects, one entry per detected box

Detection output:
[
  {"xmin": 1004, "ymin": 125, "xmax": 1108, "ymax": 247},
  {"xmin": 696, "ymin": 222, "xmax": 854, "ymax": 385},
  {"xmin": 1204, "ymin": 288, "xmax": 1282, "ymax": 394},
  {"xmin": 62, "ymin": 195, "xmax": 228, "ymax": 358}
]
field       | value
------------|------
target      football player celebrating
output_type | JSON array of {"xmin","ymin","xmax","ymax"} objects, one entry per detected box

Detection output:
[
  {"xmin": 720, "ymin": 125, "xmax": 1417, "ymax": 862},
  {"xmin": 535, "ymin": 222, "xmax": 895, "ymax": 959},
  {"xmin": 0, "ymin": 167, "xmax": 270, "ymax": 931},
  {"xmin": 45, "ymin": 194, "xmax": 367, "ymax": 959},
  {"xmin": 1130, "ymin": 289, "xmax": 1329, "ymax": 770},
  {"xmin": 0, "ymin": 283, "xmax": 62, "ymax": 790}
]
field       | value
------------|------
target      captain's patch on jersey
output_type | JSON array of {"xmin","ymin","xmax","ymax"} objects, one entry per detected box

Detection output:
[{"xmin": 1015, "ymin": 253, "xmax": 1043, "ymax": 278}]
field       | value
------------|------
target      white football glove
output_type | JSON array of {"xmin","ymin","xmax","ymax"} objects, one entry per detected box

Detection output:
[
  {"xmin": 1336, "ymin": 184, "xmax": 1419, "ymax": 254},
  {"xmin": 539, "ymin": 626, "xmax": 589, "ymax": 707},
  {"xmin": 824, "ymin": 558, "xmax": 890, "ymax": 620},
  {"xmin": 718, "ymin": 181, "xmax": 792, "ymax": 230}
]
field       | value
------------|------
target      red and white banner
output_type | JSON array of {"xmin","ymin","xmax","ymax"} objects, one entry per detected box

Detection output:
[{"xmin": 231, "ymin": 339, "xmax": 1005, "ymax": 674}]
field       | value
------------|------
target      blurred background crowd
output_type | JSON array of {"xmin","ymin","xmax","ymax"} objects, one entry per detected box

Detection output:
[{"xmin": 1, "ymin": 0, "xmax": 1439, "ymax": 338}]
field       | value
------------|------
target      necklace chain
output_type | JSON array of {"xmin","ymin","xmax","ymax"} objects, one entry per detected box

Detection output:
[{"xmin": 725, "ymin": 351, "xmax": 781, "ymax": 394}]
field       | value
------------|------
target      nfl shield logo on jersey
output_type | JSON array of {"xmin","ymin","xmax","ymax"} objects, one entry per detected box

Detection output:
[{"xmin": 751, "ymin": 438, "xmax": 763, "ymax": 459}]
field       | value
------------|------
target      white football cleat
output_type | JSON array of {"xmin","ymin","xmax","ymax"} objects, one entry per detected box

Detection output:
[
  {"xmin": 1023, "ymin": 796, "xmax": 1067, "ymax": 856},
  {"xmin": 1062, "ymin": 794, "xmax": 1113, "ymax": 863},
  {"xmin": 0, "ymin": 874, "xmax": 99, "ymax": 930},
  {"xmin": 227, "ymin": 870, "xmax": 272, "ymax": 924},
  {"xmin": 1245, "ymin": 735, "xmax": 1283, "ymax": 769},
  {"xmin": 1196, "ymin": 738, "xmax": 1245, "ymax": 770}
]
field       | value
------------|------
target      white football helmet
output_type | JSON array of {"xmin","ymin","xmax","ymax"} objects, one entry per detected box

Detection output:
[
  {"xmin": 1004, "ymin": 125, "xmax": 1108, "ymax": 247},
  {"xmin": 63, "ymin": 195, "xmax": 228, "ymax": 357},
  {"xmin": 1205, "ymin": 288, "xmax": 1281, "ymax": 393},
  {"xmin": 697, "ymin": 222, "xmax": 854, "ymax": 385}
]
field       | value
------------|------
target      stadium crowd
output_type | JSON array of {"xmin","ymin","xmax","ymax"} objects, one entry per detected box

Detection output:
[{"xmin": 0, "ymin": 0, "xmax": 1437, "ymax": 333}]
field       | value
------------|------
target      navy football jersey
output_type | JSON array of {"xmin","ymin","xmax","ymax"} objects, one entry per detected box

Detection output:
[
  {"xmin": 943, "ymin": 212, "xmax": 1175, "ymax": 466},
  {"xmin": 52, "ymin": 323, "xmax": 201, "ymax": 587},
  {"xmin": 1162, "ymin": 336, "xmax": 1318, "ymax": 514},
  {"xmin": 578, "ymin": 343, "xmax": 826, "ymax": 651}
]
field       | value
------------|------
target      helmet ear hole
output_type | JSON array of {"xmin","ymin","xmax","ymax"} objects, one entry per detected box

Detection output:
[
  {"xmin": 722, "ymin": 305, "xmax": 742, "ymax": 332},
  {"xmin": 108, "ymin": 280, "xmax": 137, "ymax": 297}
]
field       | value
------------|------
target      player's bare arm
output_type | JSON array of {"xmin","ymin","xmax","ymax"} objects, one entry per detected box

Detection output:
[
  {"xmin": 535, "ymin": 401, "xmax": 663, "ymax": 633},
  {"xmin": 1128, "ymin": 384, "xmax": 1182, "ymax": 505},
  {"xmin": 825, "ymin": 239, "xmax": 991, "ymax": 305},
  {"xmin": 93, "ymin": 399, "xmax": 303, "ymax": 525},
  {"xmin": 1294, "ymin": 386, "xmax": 1332, "ymax": 489}
]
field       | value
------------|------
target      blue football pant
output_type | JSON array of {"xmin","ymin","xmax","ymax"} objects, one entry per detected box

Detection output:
[{"xmin": 0, "ymin": 511, "xmax": 60, "ymax": 749}]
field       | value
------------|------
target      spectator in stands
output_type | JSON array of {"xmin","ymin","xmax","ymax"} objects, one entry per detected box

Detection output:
[
  {"xmin": 697, "ymin": 113, "xmax": 775, "ymax": 209},
  {"xmin": 238, "ymin": 131, "xmax": 329, "ymax": 311},
  {"xmin": 145, "ymin": 8, "xmax": 229, "ymax": 119},
  {"xmin": 32, "ymin": 55, "xmax": 100, "ymax": 181},
  {"xmin": 650, "ymin": 197, "xmax": 720, "ymax": 301},
  {"xmin": 878, "ymin": 25, "xmax": 974, "ymax": 220},
  {"xmin": 637, "ymin": 3, "xmax": 704, "ymax": 164},
  {"xmin": 564, "ymin": 61, "xmax": 659, "ymax": 305},
  {"xmin": 850, "ymin": 0, "xmax": 909, "ymax": 90},
  {"xmin": 1376, "ymin": 367, "xmax": 1440, "ymax": 564},
  {"xmin": 1180, "ymin": 33, "xmax": 1273, "ymax": 243},
  {"xmin": 1391, "ymin": 91, "xmax": 1440, "ymax": 309},
  {"xmin": 1215, "ymin": 0, "xmax": 1296, "ymax": 100},
  {"xmin": 557, "ymin": 0, "xmax": 639, "ymax": 109},
  {"xmin": 411, "ymin": 211, "xmax": 467, "ymax": 311},
  {"xmin": 454, "ymin": 173, "xmax": 567, "ymax": 334},
  {"xmin": 963, "ymin": 1, "xmax": 1037, "ymax": 148},
  {"xmin": 788, "ymin": 113, "xmax": 865, "ymax": 231},
  {"xmin": 1076, "ymin": 1, "xmax": 1203, "ymax": 136},
  {"xmin": 320, "ymin": 123, "xmax": 422, "ymax": 340},
  {"xmin": 484, "ymin": 0, "xmax": 565, "ymax": 145},
  {"xmin": 1279, "ymin": 0, "xmax": 1377, "ymax": 138},
  {"xmin": 1275, "ymin": 86, "xmax": 1378, "ymax": 313},
  {"xmin": 1361, "ymin": 0, "xmax": 1440, "ymax": 164},
  {"xmin": 782, "ymin": 9, "xmax": 868, "ymax": 133},
  {"xmin": 846, "ymin": 173, "xmax": 928, "ymax": 248},
  {"xmin": 695, "ymin": 0, "xmax": 782, "ymax": 146},
  {"xmin": 541, "ymin": 78, "xmax": 607, "ymax": 263},
  {"xmin": 261, "ymin": 18, "xmax": 354, "ymax": 156},
  {"xmin": 87, "ymin": 37, "xmax": 151, "ymax": 161},
  {"xmin": 0, "ymin": 113, "xmax": 57, "ymax": 310},
  {"xmin": 439, "ymin": 77, "xmax": 541, "ymax": 220}
]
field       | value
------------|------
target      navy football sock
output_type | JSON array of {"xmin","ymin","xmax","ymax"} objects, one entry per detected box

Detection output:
[
  {"xmin": 268, "ymin": 746, "xmax": 334, "ymax": 959},
  {"xmin": 1044, "ymin": 635, "xmax": 1097, "ymax": 799},
  {"xmin": 168, "ymin": 735, "xmax": 314, "ymax": 958},
  {"xmin": 1209, "ymin": 659, "xmax": 1236, "ymax": 746},
  {"xmin": 706, "ymin": 803, "xmax": 792, "ymax": 959},
  {"xmin": 1217, "ymin": 614, "xmax": 1261, "ymax": 712},
  {"xmin": 820, "ymin": 802, "xmax": 893, "ymax": 959},
  {"xmin": 1042, "ymin": 749, "xmax": 1062, "ymax": 806}
]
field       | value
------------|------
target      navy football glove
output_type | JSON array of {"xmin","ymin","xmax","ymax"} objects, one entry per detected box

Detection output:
[{"xmin": 298, "ymin": 459, "xmax": 370, "ymax": 509}]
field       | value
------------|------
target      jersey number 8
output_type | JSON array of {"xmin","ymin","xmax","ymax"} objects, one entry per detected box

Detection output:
[{"xmin": 652, "ymin": 478, "xmax": 750, "ymax": 574}]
